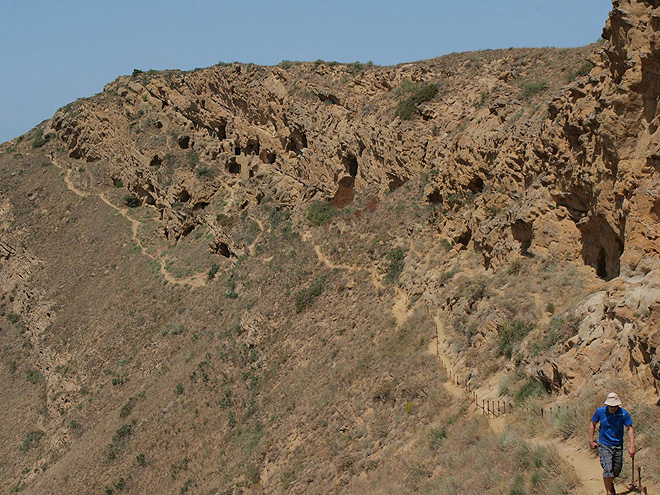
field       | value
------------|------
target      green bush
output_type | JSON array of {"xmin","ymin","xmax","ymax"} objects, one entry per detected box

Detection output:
[
  {"xmin": 497, "ymin": 320, "xmax": 534, "ymax": 358},
  {"xmin": 207, "ymin": 264, "xmax": 220, "ymax": 281},
  {"xmin": 196, "ymin": 167, "xmax": 213, "ymax": 178},
  {"xmin": 32, "ymin": 129, "xmax": 49, "ymax": 148},
  {"xmin": 20, "ymin": 430, "xmax": 44, "ymax": 452},
  {"xmin": 124, "ymin": 195, "xmax": 139, "ymax": 207},
  {"xmin": 307, "ymin": 201, "xmax": 336, "ymax": 226},
  {"xmin": 515, "ymin": 376, "xmax": 547, "ymax": 404},
  {"xmin": 385, "ymin": 247, "xmax": 405, "ymax": 283},
  {"xmin": 26, "ymin": 369, "xmax": 42, "ymax": 384},
  {"xmin": 279, "ymin": 60, "xmax": 294, "ymax": 69},
  {"xmin": 521, "ymin": 80, "xmax": 548, "ymax": 100},
  {"xmin": 395, "ymin": 82, "xmax": 439, "ymax": 120},
  {"xmin": 566, "ymin": 61, "xmax": 594, "ymax": 82},
  {"xmin": 347, "ymin": 61, "xmax": 363, "ymax": 74},
  {"xmin": 186, "ymin": 150, "xmax": 199, "ymax": 167},
  {"xmin": 530, "ymin": 314, "xmax": 579, "ymax": 356},
  {"xmin": 295, "ymin": 276, "xmax": 326, "ymax": 313},
  {"xmin": 428, "ymin": 427, "xmax": 447, "ymax": 453}
]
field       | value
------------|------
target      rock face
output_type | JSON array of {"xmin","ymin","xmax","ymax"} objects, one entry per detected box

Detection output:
[
  {"xmin": 43, "ymin": 2, "xmax": 659, "ymax": 401},
  {"xmin": 2, "ymin": 1, "xmax": 660, "ymax": 493}
]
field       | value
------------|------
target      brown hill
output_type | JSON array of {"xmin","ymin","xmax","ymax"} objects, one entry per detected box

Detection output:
[{"xmin": 0, "ymin": 1, "xmax": 658, "ymax": 494}]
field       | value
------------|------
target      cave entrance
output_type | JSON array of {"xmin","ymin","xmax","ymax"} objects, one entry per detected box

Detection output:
[
  {"xmin": 511, "ymin": 219, "xmax": 533, "ymax": 256},
  {"xmin": 579, "ymin": 215, "xmax": 624, "ymax": 280},
  {"xmin": 343, "ymin": 156, "xmax": 358, "ymax": 178}
]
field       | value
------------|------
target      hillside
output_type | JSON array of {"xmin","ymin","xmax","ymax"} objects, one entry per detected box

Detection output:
[{"xmin": 1, "ymin": 1, "xmax": 659, "ymax": 494}]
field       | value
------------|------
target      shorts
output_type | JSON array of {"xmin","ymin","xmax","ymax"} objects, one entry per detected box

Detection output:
[{"xmin": 598, "ymin": 444, "xmax": 623, "ymax": 478}]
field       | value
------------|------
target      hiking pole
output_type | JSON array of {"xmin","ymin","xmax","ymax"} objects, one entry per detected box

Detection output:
[{"xmin": 629, "ymin": 454, "xmax": 635, "ymax": 489}]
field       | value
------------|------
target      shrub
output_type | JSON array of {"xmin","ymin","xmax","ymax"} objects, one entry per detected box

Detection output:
[
  {"xmin": 566, "ymin": 61, "xmax": 594, "ymax": 82},
  {"xmin": 428, "ymin": 427, "xmax": 447, "ymax": 453},
  {"xmin": 20, "ymin": 430, "xmax": 44, "ymax": 452},
  {"xmin": 174, "ymin": 384, "xmax": 184, "ymax": 396},
  {"xmin": 120, "ymin": 397, "xmax": 137, "ymax": 418},
  {"xmin": 32, "ymin": 129, "xmax": 49, "ymax": 148},
  {"xmin": 347, "ymin": 61, "xmax": 363, "ymax": 74},
  {"xmin": 307, "ymin": 201, "xmax": 336, "ymax": 226},
  {"xmin": 6, "ymin": 313, "xmax": 19, "ymax": 324},
  {"xmin": 295, "ymin": 276, "xmax": 326, "ymax": 312},
  {"xmin": 196, "ymin": 167, "xmax": 213, "ymax": 178},
  {"xmin": 530, "ymin": 314, "xmax": 579, "ymax": 356},
  {"xmin": 385, "ymin": 247, "xmax": 405, "ymax": 283},
  {"xmin": 207, "ymin": 264, "xmax": 220, "ymax": 280},
  {"xmin": 395, "ymin": 82, "xmax": 439, "ymax": 120},
  {"xmin": 186, "ymin": 150, "xmax": 199, "ymax": 167},
  {"xmin": 124, "ymin": 195, "xmax": 139, "ymax": 207},
  {"xmin": 497, "ymin": 320, "xmax": 534, "ymax": 358},
  {"xmin": 515, "ymin": 376, "xmax": 547, "ymax": 404},
  {"xmin": 521, "ymin": 80, "xmax": 548, "ymax": 100},
  {"xmin": 279, "ymin": 60, "xmax": 294, "ymax": 69},
  {"xmin": 26, "ymin": 369, "xmax": 42, "ymax": 384},
  {"xmin": 136, "ymin": 453, "xmax": 146, "ymax": 467}
]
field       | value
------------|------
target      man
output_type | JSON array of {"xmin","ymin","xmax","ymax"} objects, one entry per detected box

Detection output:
[{"xmin": 589, "ymin": 392, "xmax": 636, "ymax": 495}]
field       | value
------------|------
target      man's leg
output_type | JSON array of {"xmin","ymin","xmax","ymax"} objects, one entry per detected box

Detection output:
[{"xmin": 599, "ymin": 445, "xmax": 616, "ymax": 495}]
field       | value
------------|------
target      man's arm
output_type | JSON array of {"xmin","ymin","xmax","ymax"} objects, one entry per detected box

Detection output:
[
  {"xmin": 628, "ymin": 426, "xmax": 635, "ymax": 457},
  {"xmin": 589, "ymin": 420, "xmax": 597, "ymax": 449}
]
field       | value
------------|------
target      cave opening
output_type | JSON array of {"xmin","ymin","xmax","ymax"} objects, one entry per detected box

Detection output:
[
  {"xmin": 177, "ymin": 136, "xmax": 190, "ymax": 149},
  {"xmin": 227, "ymin": 159, "xmax": 241, "ymax": 175},
  {"xmin": 176, "ymin": 189, "xmax": 191, "ymax": 203},
  {"xmin": 511, "ymin": 219, "xmax": 533, "ymax": 256},
  {"xmin": 427, "ymin": 189, "xmax": 442, "ymax": 204},
  {"xmin": 468, "ymin": 176, "xmax": 485, "ymax": 194},
  {"xmin": 343, "ymin": 156, "xmax": 358, "ymax": 178},
  {"xmin": 579, "ymin": 215, "xmax": 624, "ymax": 280},
  {"xmin": 150, "ymin": 155, "xmax": 162, "ymax": 167}
]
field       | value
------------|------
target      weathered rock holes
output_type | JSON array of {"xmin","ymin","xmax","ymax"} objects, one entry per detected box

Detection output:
[
  {"xmin": 176, "ymin": 189, "xmax": 191, "ymax": 203},
  {"xmin": 177, "ymin": 136, "xmax": 190, "ymax": 149},
  {"xmin": 286, "ymin": 128, "xmax": 308, "ymax": 154},
  {"xmin": 468, "ymin": 176, "xmax": 484, "ymax": 194},
  {"xmin": 245, "ymin": 138, "xmax": 260, "ymax": 155},
  {"xmin": 387, "ymin": 173, "xmax": 406, "ymax": 192},
  {"xmin": 260, "ymin": 151, "xmax": 277, "ymax": 164},
  {"xmin": 456, "ymin": 228, "xmax": 472, "ymax": 247},
  {"xmin": 344, "ymin": 156, "xmax": 358, "ymax": 178},
  {"xmin": 427, "ymin": 189, "xmax": 442, "ymax": 204},
  {"xmin": 150, "ymin": 155, "xmax": 162, "ymax": 167},
  {"xmin": 216, "ymin": 242, "xmax": 231, "ymax": 258},
  {"xmin": 192, "ymin": 202, "xmax": 209, "ymax": 211}
]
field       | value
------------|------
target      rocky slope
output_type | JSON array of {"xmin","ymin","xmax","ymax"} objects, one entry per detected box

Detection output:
[{"xmin": 1, "ymin": 0, "xmax": 659, "ymax": 493}]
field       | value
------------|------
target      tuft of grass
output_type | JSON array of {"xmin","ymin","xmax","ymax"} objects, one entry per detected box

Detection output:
[
  {"xmin": 497, "ymin": 320, "xmax": 534, "ymax": 358},
  {"xmin": 566, "ymin": 61, "xmax": 594, "ymax": 82},
  {"xmin": 521, "ymin": 79, "xmax": 548, "ymax": 100}
]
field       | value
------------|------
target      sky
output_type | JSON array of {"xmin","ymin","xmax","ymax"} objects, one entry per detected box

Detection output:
[{"xmin": 0, "ymin": 0, "xmax": 612, "ymax": 144}]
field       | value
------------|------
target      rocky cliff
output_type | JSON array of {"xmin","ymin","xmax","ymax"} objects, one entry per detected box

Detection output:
[{"xmin": 1, "ymin": 1, "xmax": 659, "ymax": 494}]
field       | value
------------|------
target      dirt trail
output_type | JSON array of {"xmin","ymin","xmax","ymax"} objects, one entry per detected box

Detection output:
[
  {"xmin": 51, "ymin": 152, "xmax": 207, "ymax": 287},
  {"xmin": 428, "ymin": 312, "xmax": 639, "ymax": 495},
  {"xmin": 50, "ymin": 154, "xmax": 90, "ymax": 198},
  {"xmin": 99, "ymin": 194, "xmax": 207, "ymax": 288}
]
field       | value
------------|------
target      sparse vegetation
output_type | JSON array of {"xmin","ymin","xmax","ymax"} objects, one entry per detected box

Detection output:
[
  {"xmin": 385, "ymin": 246, "xmax": 405, "ymax": 283},
  {"xmin": 124, "ymin": 195, "xmax": 139, "ymax": 207},
  {"xmin": 566, "ymin": 61, "xmax": 594, "ymax": 82}
]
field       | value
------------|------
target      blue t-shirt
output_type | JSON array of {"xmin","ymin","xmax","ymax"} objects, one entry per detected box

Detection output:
[{"xmin": 591, "ymin": 406, "xmax": 632, "ymax": 446}]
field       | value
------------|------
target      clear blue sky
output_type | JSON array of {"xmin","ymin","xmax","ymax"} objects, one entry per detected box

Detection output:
[{"xmin": 0, "ymin": 0, "xmax": 612, "ymax": 144}]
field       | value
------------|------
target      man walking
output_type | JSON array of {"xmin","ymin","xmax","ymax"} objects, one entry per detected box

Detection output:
[{"xmin": 589, "ymin": 392, "xmax": 636, "ymax": 495}]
